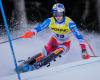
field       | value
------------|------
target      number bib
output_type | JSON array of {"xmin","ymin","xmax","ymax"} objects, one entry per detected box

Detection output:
[{"xmin": 49, "ymin": 17, "xmax": 70, "ymax": 35}]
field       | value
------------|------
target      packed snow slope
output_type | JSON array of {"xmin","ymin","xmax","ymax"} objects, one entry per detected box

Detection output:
[
  {"xmin": 1, "ymin": 57, "xmax": 100, "ymax": 80},
  {"xmin": 0, "ymin": 28, "xmax": 100, "ymax": 80}
]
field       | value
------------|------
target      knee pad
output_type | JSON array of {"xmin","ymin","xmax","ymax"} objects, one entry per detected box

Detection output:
[{"xmin": 58, "ymin": 45, "xmax": 70, "ymax": 54}]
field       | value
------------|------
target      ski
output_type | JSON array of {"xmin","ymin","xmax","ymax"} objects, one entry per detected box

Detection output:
[{"xmin": 16, "ymin": 47, "xmax": 64, "ymax": 73}]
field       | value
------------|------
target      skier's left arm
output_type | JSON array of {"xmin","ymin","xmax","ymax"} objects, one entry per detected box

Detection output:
[{"xmin": 69, "ymin": 20, "xmax": 87, "ymax": 53}]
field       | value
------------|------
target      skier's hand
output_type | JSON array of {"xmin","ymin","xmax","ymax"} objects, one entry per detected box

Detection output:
[
  {"xmin": 82, "ymin": 49, "xmax": 90, "ymax": 59},
  {"xmin": 20, "ymin": 31, "xmax": 35, "ymax": 38}
]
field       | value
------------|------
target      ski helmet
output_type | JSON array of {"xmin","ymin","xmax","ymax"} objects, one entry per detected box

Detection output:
[{"xmin": 52, "ymin": 3, "xmax": 65, "ymax": 17}]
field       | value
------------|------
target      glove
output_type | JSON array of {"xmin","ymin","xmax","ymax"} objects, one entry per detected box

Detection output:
[
  {"xmin": 82, "ymin": 49, "xmax": 90, "ymax": 59},
  {"xmin": 80, "ymin": 44, "xmax": 90, "ymax": 59},
  {"xmin": 21, "ymin": 31, "xmax": 35, "ymax": 38}
]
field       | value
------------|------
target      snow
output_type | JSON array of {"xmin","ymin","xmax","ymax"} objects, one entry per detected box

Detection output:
[
  {"xmin": 0, "ymin": 29, "xmax": 100, "ymax": 80},
  {"xmin": 1, "ymin": 57, "xmax": 100, "ymax": 80}
]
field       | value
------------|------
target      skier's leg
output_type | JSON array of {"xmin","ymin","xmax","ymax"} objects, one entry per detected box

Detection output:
[
  {"xmin": 28, "ymin": 36, "xmax": 58, "ymax": 63},
  {"xmin": 19, "ymin": 37, "xmax": 59, "ymax": 72},
  {"xmin": 44, "ymin": 36, "xmax": 59, "ymax": 55},
  {"xmin": 43, "ymin": 39, "xmax": 71, "ymax": 56},
  {"xmin": 27, "ymin": 37, "xmax": 58, "ymax": 65},
  {"xmin": 58, "ymin": 40, "xmax": 71, "ymax": 54},
  {"xmin": 28, "ymin": 39, "xmax": 70, "ymax": 65}
]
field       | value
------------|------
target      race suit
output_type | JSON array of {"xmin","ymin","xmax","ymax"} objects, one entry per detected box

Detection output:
[{"xmin": 32, "ymin": 16, "xmax": 86, "ymax": 56}]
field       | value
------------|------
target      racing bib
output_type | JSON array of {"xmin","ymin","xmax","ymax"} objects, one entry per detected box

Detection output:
[{"xmin": 49, "ymin": 17, "xmax": 70, "ymax": 35}]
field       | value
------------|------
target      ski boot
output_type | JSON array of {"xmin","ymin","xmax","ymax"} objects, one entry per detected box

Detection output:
[{"xmin": 27, "ymin": 52, "xmax": 45, "ymax": 65}]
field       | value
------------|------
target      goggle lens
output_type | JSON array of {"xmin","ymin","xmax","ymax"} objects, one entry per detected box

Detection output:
[{"xmin": 53, "ymin": 12, "xmax": 63, "ymax": 17}]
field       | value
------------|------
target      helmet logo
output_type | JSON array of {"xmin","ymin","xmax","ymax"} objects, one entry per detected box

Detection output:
[{"xmin": 52, "ymin": 3, "xmax": 65, "ymax": 13}]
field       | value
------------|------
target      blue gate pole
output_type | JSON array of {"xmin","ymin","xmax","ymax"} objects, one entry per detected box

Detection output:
[{"xmin": 0, "ymin": 0, "xmax": 21, "ymax": 80}]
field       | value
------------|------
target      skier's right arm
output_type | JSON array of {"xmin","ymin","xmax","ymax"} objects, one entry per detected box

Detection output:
[{"xmin": 21, "ymin": 18, "xmax": 51, "ymax": 38}]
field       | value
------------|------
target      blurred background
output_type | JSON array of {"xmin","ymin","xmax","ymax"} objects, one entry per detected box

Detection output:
[
  {"xmin": 0, "ymin": 0, "xmax": 100, "ymax": 34},
  {"xmin": 0, "ymin": 0, "xmax": 100, "ymax": 78}
]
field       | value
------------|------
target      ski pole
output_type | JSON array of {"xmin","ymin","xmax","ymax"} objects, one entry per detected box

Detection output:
[
  {"xmin": 0, "ymin": 0, "xmax": 21, "ymax": 80},
  {"xmin": 79, "ymin": 23, "xmax": 97, "ymax": 57},
  {"xmin": 0, "ymin": 36, "xmax": 21, "ymax": 44}
]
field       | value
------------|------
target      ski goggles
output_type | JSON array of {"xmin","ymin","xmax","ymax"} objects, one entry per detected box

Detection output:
[{"xmin": 53, "ymin": 12, "xmax": 64, "ymax": 17}]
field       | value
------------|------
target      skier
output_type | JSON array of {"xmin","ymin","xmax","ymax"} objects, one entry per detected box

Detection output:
[{"xmin": 21, "ymin": 3, "xmax": 90, "ymax": 64}]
